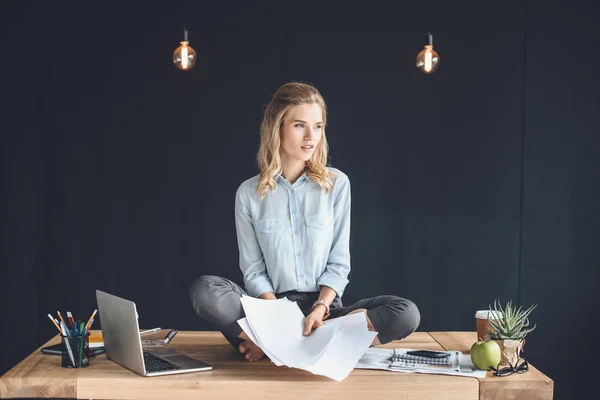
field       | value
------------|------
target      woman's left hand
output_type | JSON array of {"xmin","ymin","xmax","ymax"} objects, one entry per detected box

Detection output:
[{"xmin": 303, "ymin": 308, "xmax": 326, "ymax": 336}]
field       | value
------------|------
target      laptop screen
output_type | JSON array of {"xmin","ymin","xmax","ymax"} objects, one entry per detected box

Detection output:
[{"xmin": 96, "ymin": 289, "xmax": 147, "ymax": 375}]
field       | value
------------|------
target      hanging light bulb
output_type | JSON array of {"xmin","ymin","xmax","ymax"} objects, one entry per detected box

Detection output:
[
  {"xmin": 416, "ymin": 32, "xmax": 440, "ymax": 74},
  {"xmin": 173, "ymin": 28, "xmax": 197, "ymax": 70}
]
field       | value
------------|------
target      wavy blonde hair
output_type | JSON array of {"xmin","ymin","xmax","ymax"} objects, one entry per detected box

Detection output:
[{"xmin": 256, "ymin": 82, "xmax": 333, "ymax": 199}]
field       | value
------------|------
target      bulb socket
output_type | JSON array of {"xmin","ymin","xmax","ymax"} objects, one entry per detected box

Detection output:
[{"xmin": 425, "ymin": 32, "xmax": 433, "ymax": 46}]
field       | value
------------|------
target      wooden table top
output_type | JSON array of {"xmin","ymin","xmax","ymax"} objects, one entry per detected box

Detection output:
[{"xmin": 0, "ymin": 331, "xmax": 553, "ymax": 400}]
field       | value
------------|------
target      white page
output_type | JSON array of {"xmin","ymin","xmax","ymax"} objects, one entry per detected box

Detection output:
[
  {"xmin": 240, "ymin": 296, "xmax": 304, "ymax": 366},
  {"xmin": 236, "ymin": 315, "xmax": 269, "ymax": 351},
  {"xmin": 237, "ymin": 317, "xmax": 284, "ymax": 366},
  {"xmin": 355, "ymin": 347, "xmax": 394, "ymax": 370},
  {"xmin": 305, "ymin": 313, "xmax": 378, "ymax": 381},
  {"xmin": 240, "ymin": 295, "xmax": 340, "ymax": 368},
  {"xmin": 240, "ymin": 295, "xmax": 339, "ymax": 367}
]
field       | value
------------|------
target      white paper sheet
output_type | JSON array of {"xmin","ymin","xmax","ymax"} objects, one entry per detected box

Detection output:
[
  {"xmin": 237, "ymin": 317, "xmax": 284, "ymax": 366},
  {"xmin": 305, "ymin": 313, "xmax": 378, "ymax": 381},
  {"xmin": 237, "ymin": 295, "xmax": 376, "ymax": 380},
  {"xmin": 240, "ymin": 295, "xmax": 340, "ymax": 368}
]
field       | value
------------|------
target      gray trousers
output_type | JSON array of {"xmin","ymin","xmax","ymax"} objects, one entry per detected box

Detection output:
[{"xmin": 189, "ymin": 275, "xmax": 420, "ymax": 348}]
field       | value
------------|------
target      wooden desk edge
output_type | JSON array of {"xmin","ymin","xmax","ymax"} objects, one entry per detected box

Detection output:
[
  {"xmin": 0, "ymin": 334, "xmax": 79, "ymax": 399},
  {"xmin": 429, "ymin": 331, "xmax": 554, "ymax": 400}
]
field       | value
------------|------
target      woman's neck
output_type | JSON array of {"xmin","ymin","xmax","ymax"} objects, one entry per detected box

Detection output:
[{"xmin": 280, "ymin": 158, "xmax": 306, "ymax": 185}]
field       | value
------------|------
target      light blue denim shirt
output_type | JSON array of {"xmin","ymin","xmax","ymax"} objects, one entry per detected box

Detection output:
[{"xmin": 234, "ymin": 167, "xmax": 351, "ymax": 298}]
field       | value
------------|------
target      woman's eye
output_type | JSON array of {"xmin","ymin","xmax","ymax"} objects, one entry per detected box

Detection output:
[
  {"xmin": 294, "ymin": 124, "xmax": 304, "ymax": 128},
  {"xmin": 315, "ymin": 125, "xmax": 322, "ymax": 130}
]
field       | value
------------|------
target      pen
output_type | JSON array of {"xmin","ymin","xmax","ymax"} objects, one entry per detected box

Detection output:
[
  {"xmin": 67, "ymin": 311, "xmax": 75, "ymax": 328},
  {"xmin": 140, "ymin": 327, "xmax": 162, "ymax": 336},
  {"xmin": 164, "ymin": 329, "xmax": 178, "ymax": 344},
  {"xmin": 83, "ymin": 309, "xmax": 97, "ymax": 333},
  {"xmin": 56, "ymin": 311, "xmax": 66, "ymax": 326},
  {"xmin": 47, "ymin": 314, "xmax": 62, "ymax": 333},
  {"xmin": 78, "ymin": 329, "xmax": 84, "ymax": 364},
  {"xmin": 55, "ymin": 318, "xmax": 67, "ymax": 336},
  {"xmin": 60, "ymin": 320, "xmax": 71, "ymax": 336},
  {"xmin": 84, "ymin": 318, "xmax": 95, "ymax": 335}
]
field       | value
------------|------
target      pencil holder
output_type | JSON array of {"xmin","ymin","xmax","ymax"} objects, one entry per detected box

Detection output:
[{"xmin": 61, "ymin": 333, "xmax": 90, "ymax": 368}]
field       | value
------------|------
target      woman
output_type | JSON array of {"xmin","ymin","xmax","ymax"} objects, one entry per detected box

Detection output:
[{"xmin": 190, "ymin": 82, "xmax": 420, "ymax": 361}]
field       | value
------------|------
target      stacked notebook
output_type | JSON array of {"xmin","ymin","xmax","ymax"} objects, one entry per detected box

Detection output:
[
  {"xmin": 88, "ymin": 333, "xmax": 104, "ymax": 348},
  {"xmin": 391, "ymin": 349, "xmax": 454, "ymax": 370},
  {"xmin": 393, "ymin": 349, "xmax": 453, "ymax": 364}
]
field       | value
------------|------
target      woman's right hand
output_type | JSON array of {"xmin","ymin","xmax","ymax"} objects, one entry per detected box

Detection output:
[{"xmin": 303, "ymin": 308, "xmax": 326, "ymax": 336}]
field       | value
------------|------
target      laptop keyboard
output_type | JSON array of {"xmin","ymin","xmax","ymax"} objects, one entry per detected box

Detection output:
[{"xmin": 143, "ymin": 352, "xmax": 181, "ymax": 373}]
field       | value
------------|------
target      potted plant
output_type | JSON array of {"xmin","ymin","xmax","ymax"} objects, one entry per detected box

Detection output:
[{"xmin": 487, "ymin": 299, "xmax": 537, "ymax": 368}]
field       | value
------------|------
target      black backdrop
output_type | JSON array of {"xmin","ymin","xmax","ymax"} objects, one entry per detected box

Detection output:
[{"xmin": 1, "ymin": 1, "xmax": 598, "ymax": 399}]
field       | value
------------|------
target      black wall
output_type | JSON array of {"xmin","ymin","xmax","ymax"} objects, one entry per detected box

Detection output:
[{"xmin": 1, "ymin": 2, "xmax": 598, "ymax": 399}]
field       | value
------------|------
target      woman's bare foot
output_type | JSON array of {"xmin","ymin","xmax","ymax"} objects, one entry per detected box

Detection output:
[{"xmin": 238, "ymin": 340, "xmax": 266, "ymax": 362}]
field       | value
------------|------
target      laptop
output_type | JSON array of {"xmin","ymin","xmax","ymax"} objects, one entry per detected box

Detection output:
[{"xmin": 96, "ymin": 289, "xmax": 212, "ymax": 376}]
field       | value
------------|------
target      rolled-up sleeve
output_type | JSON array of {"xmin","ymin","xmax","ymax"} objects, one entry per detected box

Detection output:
[
  {"xmin": 317, "ymin": 174, "xmax": 351, "ymax": 296},
  {"xmin": 235, "ymin": 185, "xmax": 274, "ymax": 298}
]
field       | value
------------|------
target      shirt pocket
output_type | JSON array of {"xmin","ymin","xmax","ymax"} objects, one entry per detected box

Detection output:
[
  {"xmin": 304, "ymin": 214, "xmax": 333, "ymax": 252},
  {"xmin": 255, "ymin": 218, "xmax": 287, "ymax": 251}
]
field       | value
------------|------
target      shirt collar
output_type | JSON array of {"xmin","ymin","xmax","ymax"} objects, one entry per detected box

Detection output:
[{"xmin": 275, "ymin": 171, "xmax": 309, "ymax": 187}]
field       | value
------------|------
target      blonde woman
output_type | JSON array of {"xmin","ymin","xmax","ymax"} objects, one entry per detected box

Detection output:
[{"xmin": 190, "ymin": 82, "xmax": 420, "ymax": 361}]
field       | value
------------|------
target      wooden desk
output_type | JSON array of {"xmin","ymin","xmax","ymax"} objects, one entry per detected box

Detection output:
[{"xmin": 0, "ymin": 331, "xmax": 553, "ymax": 400}]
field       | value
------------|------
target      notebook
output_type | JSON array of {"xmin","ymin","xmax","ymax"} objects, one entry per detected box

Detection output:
[{"xmin": 88, "ymin": 333, "xmax": 104, "ymax": 348}]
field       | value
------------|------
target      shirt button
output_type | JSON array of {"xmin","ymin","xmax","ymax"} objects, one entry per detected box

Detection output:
[
  {"xmin": 296, "ymin": 252, "xmax": 301, "ymax": 257},
  {"xmin": 299, "ymin": 274, "xmax": 304, "ymax": 278}
]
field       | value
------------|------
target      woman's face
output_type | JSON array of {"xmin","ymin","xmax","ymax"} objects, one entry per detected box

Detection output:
[{"xmin": 280, "ymin": 103, "xmax": 323, "ymax": 164}]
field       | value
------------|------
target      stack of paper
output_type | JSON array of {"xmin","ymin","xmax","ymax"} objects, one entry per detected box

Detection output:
[{"xmin": 237, "ymin": 295, "xmax": 377, "ymax": 381}]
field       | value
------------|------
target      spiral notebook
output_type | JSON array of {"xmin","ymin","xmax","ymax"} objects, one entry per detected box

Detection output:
[
  {"xmin": 392, "ymin": 349, "xmax": 453, "ymax": 365},
  {"xmin": 390, "ymin": 349, "xmax": 455, "ymax": 370}
]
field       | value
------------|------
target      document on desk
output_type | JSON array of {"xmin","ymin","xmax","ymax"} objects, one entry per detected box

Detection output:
[
  {"xmin": 355, "ymin": 348, "xmax": 488, "ymax": 378},
  {"xmin": 237, "ymin": 295, "xmax": 377, "ymax": 381}
]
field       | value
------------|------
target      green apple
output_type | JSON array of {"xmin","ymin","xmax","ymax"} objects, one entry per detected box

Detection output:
[{"xmin": 470, "ymin": 340, "xmax": 501, "ymax": 371}]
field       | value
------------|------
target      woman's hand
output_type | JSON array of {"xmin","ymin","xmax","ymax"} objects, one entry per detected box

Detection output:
[{"xmin": 303, "ymin": 307, "xmax": 326, "ymax": 336}]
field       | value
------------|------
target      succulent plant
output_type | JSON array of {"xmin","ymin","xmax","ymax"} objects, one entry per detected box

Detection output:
[{"xmin": 488, "ymin": 299, "xmax": 537, "ymax": 340}]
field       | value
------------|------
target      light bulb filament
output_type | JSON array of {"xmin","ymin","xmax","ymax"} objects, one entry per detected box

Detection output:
[
  {"xmin": 181, "ymin": 42, "xmax": 189, "ymax": 69},
  {"xmin": 424, "ymin": 45, "xmax": 433, "ymax": 73}
]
